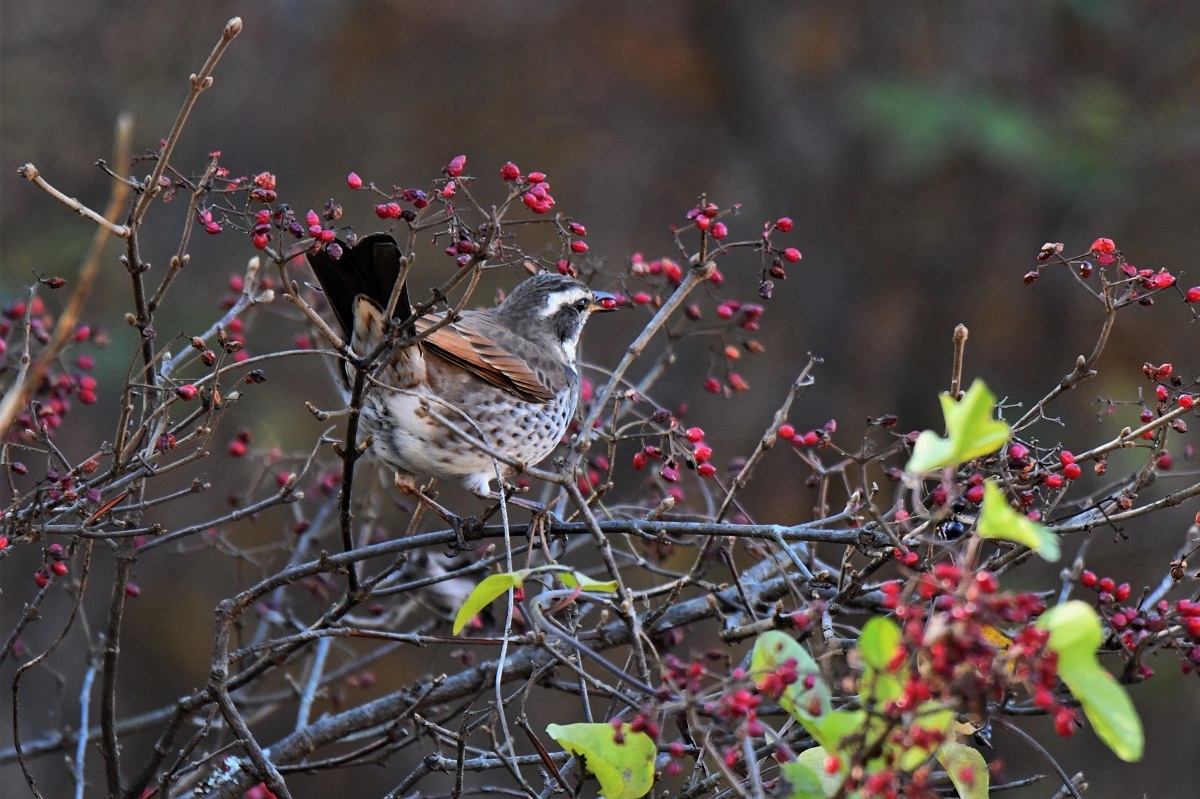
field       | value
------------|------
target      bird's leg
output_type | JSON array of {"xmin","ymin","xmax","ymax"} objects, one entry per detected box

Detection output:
[
  {"xmin": 477, "ymin": 480, "xmax": 552, "ymax": 521},
  {"xmin": 394, "ymin": 472, "xmax": 479, "ymax": 551}
]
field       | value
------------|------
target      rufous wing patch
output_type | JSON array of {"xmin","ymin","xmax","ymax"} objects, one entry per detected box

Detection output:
[{"xmin": 413, "ymin": 314, "xmax": 555, "ymax": 403}]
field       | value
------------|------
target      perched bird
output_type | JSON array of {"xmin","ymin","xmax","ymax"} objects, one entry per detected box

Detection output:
[{"xmin": 307, "ymin": 234, "xmax": 615, "ymax": 523}]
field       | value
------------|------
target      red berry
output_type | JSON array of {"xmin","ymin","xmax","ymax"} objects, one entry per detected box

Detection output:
[
  {"xmin": 1187, "ymin": 287, "xmax": 1200, "ymax": 303},
  {"xmin": 694, "ymin": 216, "xmax": 711, "ymax": 231},
  {"xmin": 252, "ymin": 233, "xmax": 269, "ymax": 250},
  {"xmin": 965, "ymin": 483, "xmax": 985, "ymax": 503},
  {"xmin": 801, "ymin": 431, "xmax": 820, "ymax": 447},
  {"xmin": 778, "ymin": 423, "xmax": 795, "ymax": 440},
  {"xmin": 500, "ymin": 162, "xmax": 521, "ymax": 180},
  {"xmin": 693, "ymin": 444, "xmax": 713, "ymax": 463},
  {"xmin": 632, "ymin": 292, "xmax": 652, "ymax": 306},
  {"xmin": 1063, "ymin": 462, "xmax": 1082, "ymax": 480},
  {"xmin": 346, "ymin": 172, "xmax": 363, "ymax": 189},
  {"xmin": 527, "ymin": 171, "xmax": 546, "ymax": 184},
  {"xmin": 79, "ymin": 389, "xmax": 98, "ymax": 405},
  {"xmin": 570, "ymin": 240, "xmax": 588, "ymax": 253},
  {"xmin": 697, "ymin": 463, "xmax": 716, "ymax": 478},
  {"xmin": 1054, "ymin": 708, "xmax": 1078, "ymax": 737},
  {"xmin": 633, "ymin": 452, "xmax": 647, "ymax": 470},
  {"xmin": 34, "ymin": 570, "xmax": 49, "ymax": 588},
  {"xmin": 1157, "ymin": 452, "xmax": 1173, "ymax": 470},
  {"xmin": 703, "ymin": 377, "xmax": 721, "ymax": 394},
  {"xmin": 1008, "ymin": 443, "xmax": 1029, "ymax": 460},
  {"xmin": 710, "ymin": 221, "xmax": 728, "ymax": 240},
  {"xmin": 974, "ymin": 570, "xmax": 998, "ymax": 593},
  {"xmin": 446, "ymin": 155, "xmax": 466, "ymax": 177},
  {"xmin": 1114, "ymin": 582, "xmax": 1131, "ymax": 601},
  {"xmin": 1098, "ymin": 576, "xmax": 1115, "ymax": 593},
  {"xmin": 51, "ymin": 561, "xmax": 68, "ymax": 576},
  {"xmin": 176, "ymin": 384, "xmax": 198, "ymax": 401},
  {"xmin": 1089, "ymin": 237, "xmax": 1116, "ymax": 255},
  {"xmin": 774, "ymin": 217, "xmax": 794, "ymax": 232},
  {"xmin": 0, "ymin": 537, "xmax": 7, "ymax": 550},
  {"xmin": 228, "ymin": 439, "xmax": 247, "ymax": 458},
  {"xmin": 1080, "ymin": 570, "xmax": 1098, "ymax": 588},
  {"xmin": 1181, "ymin": 395, "xmax": 1195, "ymax": 410},
  {"xmin": 1156, "ymin": 385, "xmax": 1169, "ymax": 402},
  {"xmin": 1044, "ymin": 473, "xmax": 1063, "ymax": 489},
  {"xmin": 783, "ymin": 247, "xmax": 802, "ymax": 263},
  {"xmin": 686, "ymin": 427, "xmax": 705, "ymax": 442},
  {"xmin": 568, "ymin": 221, "xmax": 587, "ymax": 236}
]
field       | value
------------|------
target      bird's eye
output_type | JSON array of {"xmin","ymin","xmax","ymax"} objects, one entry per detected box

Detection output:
[{"xmin": 574, "ymin": 297, "xmax": 589, "ymax": 311}]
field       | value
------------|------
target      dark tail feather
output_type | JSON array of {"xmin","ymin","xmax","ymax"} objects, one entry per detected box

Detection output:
[{"xmin": 306, "ymin": 233, "xmax": 411, "ymax": 339}]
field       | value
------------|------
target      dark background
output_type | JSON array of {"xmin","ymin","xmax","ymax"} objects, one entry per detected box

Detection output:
[{"xmin": 5, "ymin": 1, "xmax": 1200, "ymax": 796}]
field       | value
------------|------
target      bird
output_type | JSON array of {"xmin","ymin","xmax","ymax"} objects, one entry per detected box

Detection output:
[{"xmin": 307, "ymin": 233, "xmax": 615, "ymax": 532}]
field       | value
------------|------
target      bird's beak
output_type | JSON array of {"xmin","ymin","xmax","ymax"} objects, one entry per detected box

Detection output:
[{"xmin": 589, "ymin": 291, "xmax": 619, "ymax": 312}]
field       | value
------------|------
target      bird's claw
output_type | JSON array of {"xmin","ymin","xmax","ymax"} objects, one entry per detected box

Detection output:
[{"xmin": 448, "ymin": 515, "xmax": 484, "ymax": 553}]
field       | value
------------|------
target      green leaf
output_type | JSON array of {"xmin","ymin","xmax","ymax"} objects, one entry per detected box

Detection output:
[
  {"xmin": 810, "ymin": 709, "xmax": 867, "ymax": 755},
  {"xmin": 895, "ymin": 702, "xmax": 954, "ymax": 771},
  {"xmin": 905, "ymin": 379, "xmax": 1011, "ymax": 474},
  {"xmin": 1037, "ymin": 601, "xmax": 1143, "ymax": 762},
  {"xmin": 453, "ymin": 571, "xmax": 524, "ymax": 635},
  {"xmin": 558, "ymin": 571, "xmax": 619, "ymax": 593},
  {"xmin": 858, "ymin": 617, "xmax": 902, "ymax": 672},
  {"xmin": 546, "ymin": 722, "xmax": 655, "ymax": 799},
  {"xmin": 796, "ymin": 747, "xmax": 844, "ymax": 797},
  {"xmin": 937, "ymin": 741, "xmax": 989, "ymax": 799},
  {"xmin": 857, "ymin": 618, "xmax": 906, "ymax": 708},
  {"xmin": 750, "ymin": 631, "xmax": 832, "ymax": 738},
  {"xmin": 976, "ymin": 481, "xmax": 1061, "ymax": 562},
  {"xmin": 778, "ymin": 761, "xmax": 828, "ymax": 799}
]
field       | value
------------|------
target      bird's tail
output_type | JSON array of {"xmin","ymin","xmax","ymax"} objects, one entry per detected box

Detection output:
[{"xmin": 305, "ymin": 234, "xmax": 411, "ymax": 343}]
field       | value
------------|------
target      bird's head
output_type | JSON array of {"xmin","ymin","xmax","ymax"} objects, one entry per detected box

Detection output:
[{"xmin": 497, "ymin": 273, "xmax": 617, "ymax": 361}]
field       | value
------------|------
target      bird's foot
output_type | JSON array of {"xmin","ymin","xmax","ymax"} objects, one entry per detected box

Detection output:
[
  {"xmin": 394, "ymin": 471, "xmax": 481, "ymax": 552},
  {"xmin": 481, "ymin": 481, "xmax": 547, "ymax": 515}
]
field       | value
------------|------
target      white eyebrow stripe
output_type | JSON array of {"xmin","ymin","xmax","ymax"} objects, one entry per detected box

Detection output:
[{"xmin": 538, "ymin": 287, "xmax": 591, "ymax": 318}]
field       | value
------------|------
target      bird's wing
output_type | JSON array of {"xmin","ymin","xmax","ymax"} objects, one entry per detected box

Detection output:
[{"xmin": 413, "ymin": 312, "xmax": 562, "ymax": 403}]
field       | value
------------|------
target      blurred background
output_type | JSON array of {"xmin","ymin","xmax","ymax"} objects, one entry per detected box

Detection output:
[{"xmin": 5, "ymin": 1, "xmax": 1200, "ymax": 796}]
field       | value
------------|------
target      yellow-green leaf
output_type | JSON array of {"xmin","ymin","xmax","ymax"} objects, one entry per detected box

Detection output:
[
  {"xmin": 453, "ymin": 571, "xmax": 523, "ymax": 634},
  {"xmin": 779, "ymin": 760, "xmax": 829, "ymax": 799},
  {"xmin": 1037, "ymin": 601, "xmax": 1143, "ymax": 762},
  {"xmin": 976, "ymin": 481, "xmax": 1060, "ymax": 562},
  {"xmin": 937, "ymin": 741, "xmax": 989, "ymax": 799},
  {"xmin": 559, "ymin": 571, "xmax": 619, "ymax": 593},
  {"xmin": 896, "ymin": 702, "xmax": 954, "ymax": 771},
  {"xmin": 822, "ymin": 709, "xmax": 869, "ymax": 751},
  {"xmin": 546, "ymin": 722, "xmax": 655, "ymax": 799},
  {"xmin": 905, "ymin": 379, "xmax": 1011, "ymax": 474},
  {"xmin": 858, "ymin": 617, "xmax": 902, "ymax": 672},
  {"xmin": 750, "ymin": 631, "xmax": 832, "ymax": 739},
  {"xmin": 796, "ymin": 747, "xmax": 844, "ymax": 797}
]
